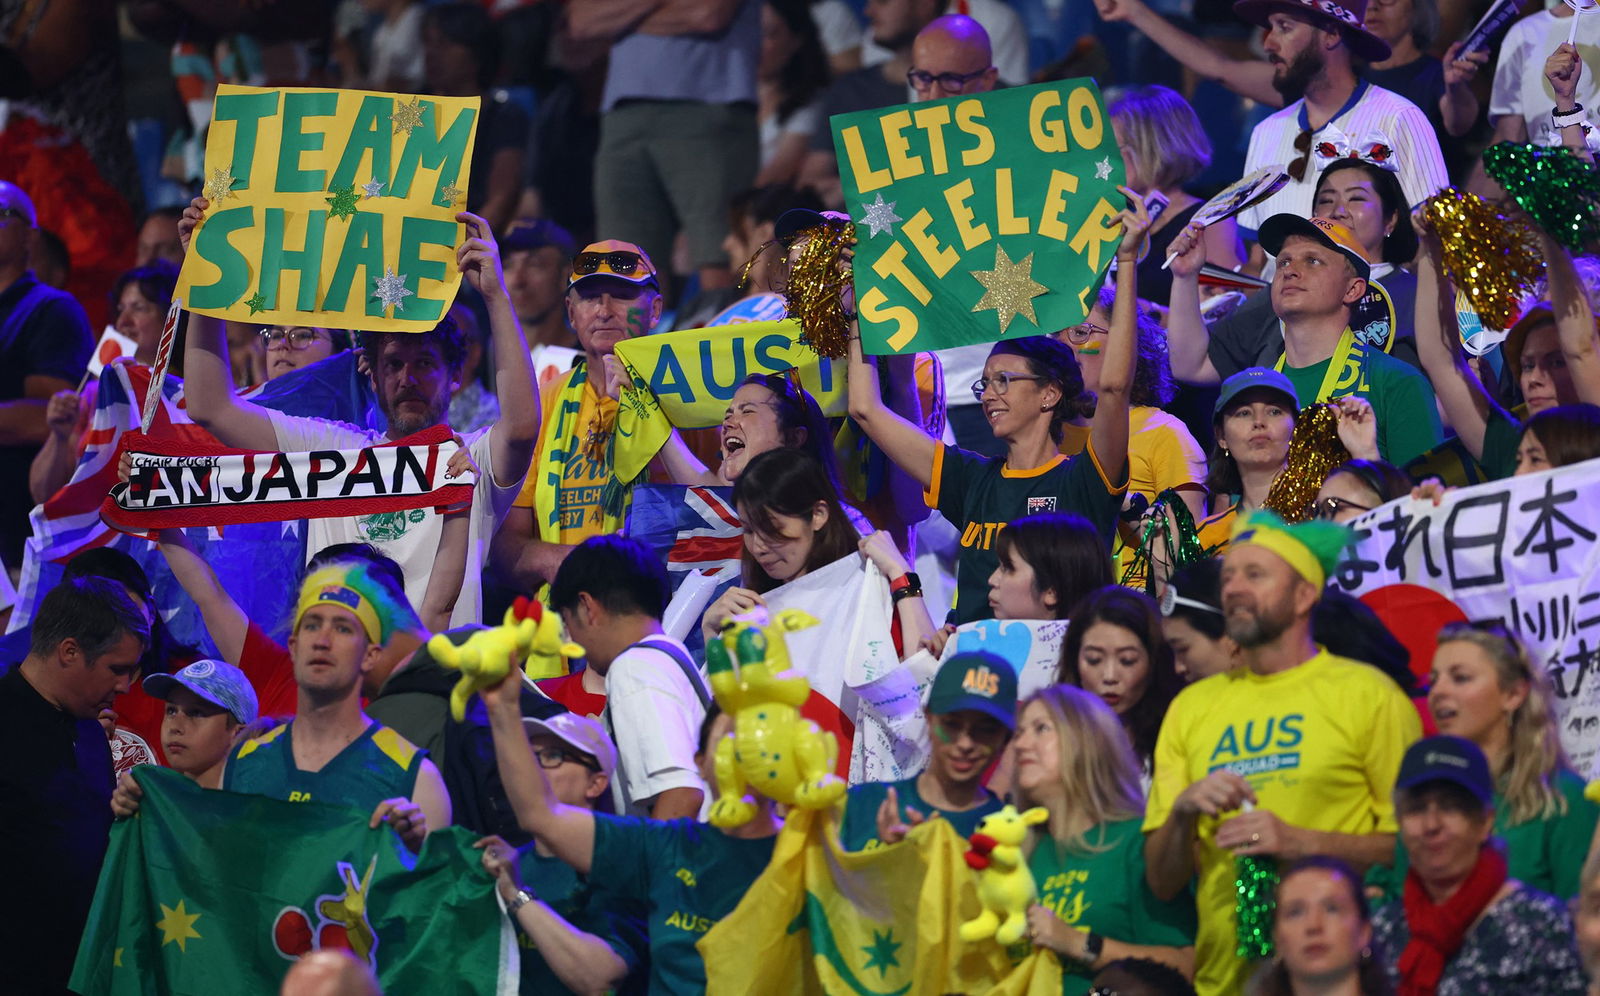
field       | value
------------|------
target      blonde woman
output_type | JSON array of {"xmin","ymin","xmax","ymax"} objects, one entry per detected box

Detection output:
[
  {"xmin": 1400, "ymin": 622, "xmax": 1600, "ymax": 898},
  {"xmin": 1016, "ymin": 685, "xmax": 1195, "ymax": 993}
]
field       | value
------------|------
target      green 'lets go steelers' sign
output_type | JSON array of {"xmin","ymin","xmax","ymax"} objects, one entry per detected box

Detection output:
[{"xmin": 831, "ymin": 79, "xmax": 1125, "ymax": 356}]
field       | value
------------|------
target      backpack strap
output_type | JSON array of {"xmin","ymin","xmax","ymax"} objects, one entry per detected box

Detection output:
[{"xmin": 626, "ymin": 635, "xmax": 711, "ymax": 709}]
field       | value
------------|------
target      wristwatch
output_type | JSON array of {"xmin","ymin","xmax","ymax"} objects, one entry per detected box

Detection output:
[
  {"xmin": 889, "ymin": 572, "xmax": 923, "ymax": 604},
  {"xmin": 507, "ymin": 888, "xmax": 535, "ymax": 913},
  {"xmin": 1077, "ymin": 930, "xmax": 1104, "ymax": 966}
]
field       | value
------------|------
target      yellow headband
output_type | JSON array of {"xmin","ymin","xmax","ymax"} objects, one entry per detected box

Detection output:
[
  {"xmin": 1230, "ymin": 517, "xmax": 1326, "ymax": 589},
  {"xmin": 296, "ymin": 567, "xmax": 383, "ymax": 644}
]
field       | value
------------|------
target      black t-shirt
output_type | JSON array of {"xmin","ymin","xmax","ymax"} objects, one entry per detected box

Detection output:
[
  {"xmin": 0, "ymin": 666, "xmax": 114, "ymax": 994},
  {"xmin": 1205, "ymin": 267, "xmax": 1421, "ymax": 380},
  {"xmin": 0, "ymin": 272, "xmax": 94, "ymax": 567},
  {"xmin": 809, "ymin": 67, "xmax": 905, "ymax": 151}
]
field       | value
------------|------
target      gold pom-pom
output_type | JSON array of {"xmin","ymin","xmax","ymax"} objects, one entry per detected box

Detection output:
[
  {"xmin": 774, "ymin": 218, "xmax": 858, "ymax": 359},
  {"xmin": 1263, "ymin": 403, "xmax": 1350, "ymax": 523},
  {"xmin": 1421, "ymin": 188, "xmax": 1543, "ymax": 332}
]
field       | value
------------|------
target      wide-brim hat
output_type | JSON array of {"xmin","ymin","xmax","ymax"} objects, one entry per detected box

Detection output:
[{"xmin": 1232, "ymin": 0, "xmax": 1392, "ymax": 63}]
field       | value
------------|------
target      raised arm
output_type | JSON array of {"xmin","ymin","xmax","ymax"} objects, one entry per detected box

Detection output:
[
  {"xmin": 1088, "ymin": 189, "xmax": 1149, "ymax": 475},
  {"xmin": 1542, "ymin": 229, "xmax": 1600, "ymax": 403},
  {"xmin": 1095, "ymin": 0, "xmax": 1282, "ymax": 106},
  {"xmin": 484, "ymin": 667, "xmax": 597, "ymax": 874},
  {"xmin": 458, "ymin": 212, "xmax": 540, "ymax": 488},
  {"xmin": 1410, "ymin": 211, "xmax": 1495, "ymax": 458},
  {"xmin": 477, "ymin": 839, "xmax": 630, "ymax": 992},
  {"xmin": 29, "ymin": 390, "xmax": 83, "ymax": 503},
  {"xmin": 1440, "ymin": 43, "xmax": 1488, "ymax": 137},
  {"xmin": 656, "ymin": 429, "xmax": 720, "ymax": 486},
  {"xmin": 1162, "ymin": 223, "xmax": 1222, "ymax": 385},
  {"xmin": 846, "ymin": 335, "xmax": 939, "ymax": 490},
  {"xmin": 157, "ymin": 528, "xmax": 250, "ymax": 664},
  {"xmin": 176, "ymin": 197, "xmax": 280, "ymax": 450}
]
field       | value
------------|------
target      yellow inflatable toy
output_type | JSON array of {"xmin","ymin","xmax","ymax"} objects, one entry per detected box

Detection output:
[
  {"xmin": 704, "ymin": 608, "xmax": 846, "ymax": 828},
  {"xmin": 959, "ymin": 805, "xmax": 1051, "ymax": 946},
  {"xmin": 427, "ymin": 596, "xmax": 583, "ymax": 721}
]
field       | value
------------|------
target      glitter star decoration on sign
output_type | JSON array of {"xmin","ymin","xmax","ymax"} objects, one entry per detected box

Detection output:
[
  {"xmin": 244, "ymin": 291, "xmax": 267, "ymax": 315},
  {"xmin": 325, "ymin": 184, "xmax": 361, "ymax": 221},
  {"xmin": 203, "ymin": 166, "xmax": 239, "ymax": 203},
  {"xmin": 361, "ymin": 177, "xmax": 386, "ymax": 199},
  {"xmin": 857, "ymin": 192, "xmax": 902, "ymax": 239},
  {"xmin": 1095, "ymin": 156, "xmax": 1113, "ymax": 181},
  {"xmin": 436, "ymin": 181, "xmax": 464, "ymax": 207},
  {"xmin": 373, "ymin": 267, "xmax": 414, "ymax": 314},
  {"xmin": 390, "ymin": 96, "xmax": 426, "ymax": 135},
  {"xmin": 970, "ymin": 245, "xmax": 1049, "ymax": 335}
]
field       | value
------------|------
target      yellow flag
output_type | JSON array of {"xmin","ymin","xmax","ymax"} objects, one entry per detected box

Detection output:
[{"xmin": 698, "ymin": 808, "xmax": 1061, "ymax": 996}]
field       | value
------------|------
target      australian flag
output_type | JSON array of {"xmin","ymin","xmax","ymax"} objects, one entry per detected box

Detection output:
[
  {"xmin": 625, "ymin": 484, "xmax": 745, "ymax": 656},
  {"xmin": 10, "ymin": 352, "xmax": 379, "ymax": 652}
]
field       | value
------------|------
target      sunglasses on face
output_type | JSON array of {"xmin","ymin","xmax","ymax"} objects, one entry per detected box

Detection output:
[{"xmin": 572, "ymin": 250, "xmax": 646, "ymax": 277}]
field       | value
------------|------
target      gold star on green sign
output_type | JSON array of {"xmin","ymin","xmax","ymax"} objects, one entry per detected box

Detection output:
[
  {"xmin": 390, "ymin": 96, "xmax": 425, "ymax": 135},
  {"xmin": 325, "ymin": 184, "xmax": 361, "ymax": 221},
  {"xmin": 437, "ymin": 181, "xmax": 464, "ymax": 207},
  {"xmin": 202, "ymin": 166, "xmax": 239, "ymax": 203},
  {"xmin": 970, "ymin": 244, "xmax": 1049, "ymax": 335},
  {"xmin": 244, "ymin": 290, "xmax": 267, "ymax": 315},
  {"xmin": 155, "ymin": 900, "xmax": 202, "ymax": 953},
  {"xmin": 860, "ymin": 928, "xmax": 901, "ymax": 977},
  {"xmin": 113, "ymin": 948, "xmax": 123, "ymax": 968}
]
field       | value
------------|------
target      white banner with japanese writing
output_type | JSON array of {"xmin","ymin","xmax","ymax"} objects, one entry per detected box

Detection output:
[{"xmin": 1339, "ymin": 456, "xmax": 1600, "ymax": 775}]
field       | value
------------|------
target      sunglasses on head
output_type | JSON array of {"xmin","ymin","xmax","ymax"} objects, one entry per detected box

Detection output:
[{"xmin": 573, "ymin": 250, "xmax": 646, "ymax": 277}]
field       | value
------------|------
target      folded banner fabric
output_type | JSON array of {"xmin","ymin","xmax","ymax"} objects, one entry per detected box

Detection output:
[
  {"xmin": 70, "ymin": 766, "xmax": 516, "ymax": 995},
  {"xmin": 103, "ymin": 423, "xmax": 473, "ymax": 532}
]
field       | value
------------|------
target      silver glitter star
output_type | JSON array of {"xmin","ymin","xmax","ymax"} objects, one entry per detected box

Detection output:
[
  {"xmin": 858, "ymin": 192, "xmax": 902, "ymax": 239},
  {"xmin": 361, "ymin": 177, "xmax": 386, "ymax": 199},
  {"xmin": 372, "ymin": 267, "xmax": 414, "ymax": 313},
  {"xmin": 1095, "ymin": 156, "xmax": 1113, "ymax": 181}
]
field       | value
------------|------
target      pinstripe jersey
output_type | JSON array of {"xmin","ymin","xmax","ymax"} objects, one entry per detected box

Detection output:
[{"xmin": 1238, "ymin": 80, "xmax": 1448, "ymax": 233}]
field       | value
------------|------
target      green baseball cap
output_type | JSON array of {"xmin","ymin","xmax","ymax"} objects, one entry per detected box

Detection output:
[{"xmin": 927, "ymin": 652, "xmax": 1018, "ymax": 730}]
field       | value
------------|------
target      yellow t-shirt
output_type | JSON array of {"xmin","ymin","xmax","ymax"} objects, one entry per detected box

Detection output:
[
  {"xmin": 513, "ymin": 366, "xmax": 618, "ymax": 544},
  {"xmin": 1142, "ymin": 649, "xmax": 1421, "ymax": 996}
]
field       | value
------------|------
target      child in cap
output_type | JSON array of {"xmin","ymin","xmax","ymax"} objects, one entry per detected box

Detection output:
[
  {"xmin": 143, "ymin": 659, "xmax": 260, "ymax": 789},
  {"xmin": 837, "ymin": 651, "xmax": 1017, "ymax": 851}
]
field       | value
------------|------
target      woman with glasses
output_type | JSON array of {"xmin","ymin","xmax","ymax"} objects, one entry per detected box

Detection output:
[
  {"xmin": 1310, "ymin": 458, "xmax": 1410, "ymax": 523},
  {"xmin": 1381, "ymin": 623, "xmax": 1600, "ymax": 901},
  {"xmin": 1016, "ymin": 685, "xmax": 1196, "ymax": 992},
  {"xmin": 846, "ymin": 191, "xmax": 1149, "ymax": 624},
  {"xmin": 1253, "ymin": 856, "xmax": 1393, "ymax": 996},
  {"xmin": 30, "ymin": 260, "xmax": 179, "ymax": 504},
  {"xmin": 257, "ymin": 325, "xmax": 348, "ymax": 381}
]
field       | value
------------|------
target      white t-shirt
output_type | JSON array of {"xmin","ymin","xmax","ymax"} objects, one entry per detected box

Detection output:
[
  {"xmin": 938, "ymin": 343, "xmax": 992, "ymax": 409},
  {"xmin": 369, "ymin": 5, "xmax": 425, "ymax": 92},
  {"xmin": 267, "ymin": 412, "xmax": 522, "ymax": 627},
  {"xmin": 603, "ymin": 636, "xmax": 711, "ymax": 819},
  {"xmin": 1238, "ymin": 82, "xmax": 1447, "ymax": 233},
  {"xmin": 861, "ymin": 0, "xmax": 1030, "ymax": 87},
  {"xmin": 1490, "ymin": 10, "xmax": 1600, "ymax": 147},
  {"xmin": 760, "ymin": 99, "xmax": 823, "ymax": 168}
]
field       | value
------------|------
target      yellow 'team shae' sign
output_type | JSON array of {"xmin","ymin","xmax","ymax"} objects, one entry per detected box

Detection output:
[{"xmin": 176, "ymin": 85, "xmax": 480, "ymax": 333}]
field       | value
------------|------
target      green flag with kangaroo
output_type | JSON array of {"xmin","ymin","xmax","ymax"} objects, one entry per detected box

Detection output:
[{"xmin": 69, "ymin": 766, "xmax": 516, "ymax": 994}]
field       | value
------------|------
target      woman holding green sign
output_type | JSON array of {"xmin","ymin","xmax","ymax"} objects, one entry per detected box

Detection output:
[{"xmin": 848, "ymin": 188, "xmax": 1150, "ymax": 624}]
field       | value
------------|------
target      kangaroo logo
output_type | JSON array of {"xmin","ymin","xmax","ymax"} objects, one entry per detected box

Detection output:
[{"xmin": 272, "ymin": 856, "xmax": 380, "ymax": 967}]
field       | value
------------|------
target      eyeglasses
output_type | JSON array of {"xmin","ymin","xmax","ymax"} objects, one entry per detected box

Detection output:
[
  {"xmin": 906, "ymin": 66, "xmax": 992, "ymax": 94},
  {"xmin": 259, "ymin": 328, "xmax": 324, "ymax": 351},
  {"xmin": 573, "ymin": 250, "xmax": 646, "ymax": 277},
  {"xmin": 1307, "ymin": 495, "xmax": 1371, "ymax": 520},
  {"xmin": 1061, "ymin": 322, "xmax": 1109, "ymax": 345},
  {"xmin": 1288, "ymin": 129, "xmax": 1314, "ymax": 182},
  {"xmin": 533, "ymin": 746, "xmax": 600, "ymax": 773},
  {"xmin": 970, "ymin": 372, "xmax": 1047, "ymax": 401}
]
